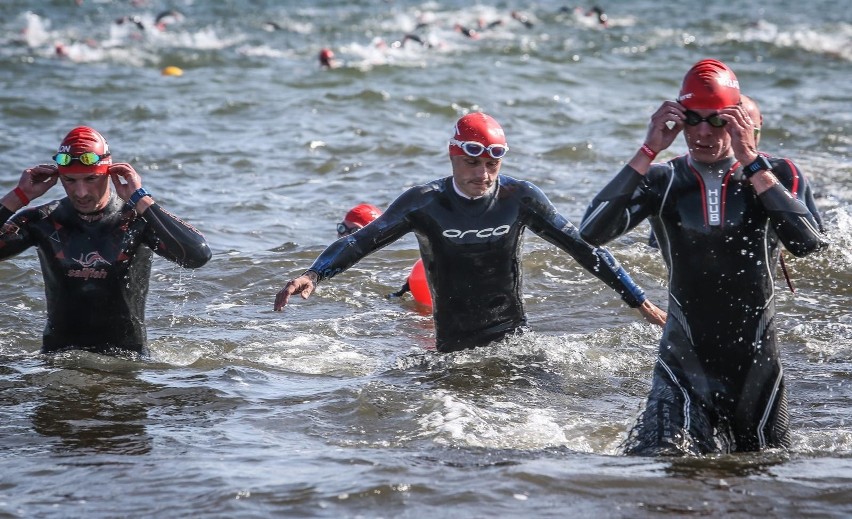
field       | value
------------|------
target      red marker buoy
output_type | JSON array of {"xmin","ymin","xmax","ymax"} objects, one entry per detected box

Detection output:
[{"xmin": 408, "ymin": 259, "xmax": 432, "ymax": 307}]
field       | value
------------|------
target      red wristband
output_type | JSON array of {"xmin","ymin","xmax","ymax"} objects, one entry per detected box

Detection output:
[
  {"xmin": 640, "ymin": 144, "xmax": 657, "ymax": 161},
  {"xmin": 13, "ymin": 187, "xmax": 29, "ymax": 206}
]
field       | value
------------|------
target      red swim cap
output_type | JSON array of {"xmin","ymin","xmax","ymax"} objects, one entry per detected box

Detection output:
[
  {"xmin": 449, "ymin": 113, "xmax": 507, "ymax": 156},
  {"xmin": 343, "ymin": 203, "xmax": 382, "ymax": 227},
  {"xmin": 319, "ymin": 48, "xmax": 334, "ymax": 67},
  {"xmin": 55, "ymin": 126, "xmax": 112, "ymax": 174},
  {"xmin": 677, "ymin": 59, "xmax": 740, "ymax": 110}
]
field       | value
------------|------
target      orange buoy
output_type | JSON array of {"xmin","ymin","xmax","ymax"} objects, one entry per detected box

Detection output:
[{"xmin": 408, "ymin": 258, "xmax": 432, "ymax": 307}]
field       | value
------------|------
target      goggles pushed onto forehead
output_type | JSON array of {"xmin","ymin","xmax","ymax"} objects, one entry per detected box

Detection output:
[
  {"xmin": 53, "ymin": 151, "xmax": 111, "ymax": 166},
  {"xmin": 683, "ymin": 110, "xmax": 726, "ymax": 128},
  {"xmin": 449, "ymin": 138, "xmax": 508, "ymax": 159}
]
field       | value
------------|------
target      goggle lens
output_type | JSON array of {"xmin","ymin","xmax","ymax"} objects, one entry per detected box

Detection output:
[
  {"xmin": 53, "ymin": 151, "xmax": 109, "ymax": 166},
  {"xmin": 684, "ymin": 111, "xmax": 726, "ymax": 128},
  {"xmin": 337, "ymin": 222, "xmax": 361, "ymax": 236},
  {"xmin": 450, "ymin": 139, "xmax": 508, "ymax": 159}
]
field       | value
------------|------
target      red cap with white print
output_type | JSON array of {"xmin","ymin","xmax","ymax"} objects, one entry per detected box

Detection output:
[{"xmin": 677, "ymin": 59, "xmax": 741, "ymax": 110}]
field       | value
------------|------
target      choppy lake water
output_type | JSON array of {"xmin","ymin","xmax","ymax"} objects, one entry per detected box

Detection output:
[{"xmin": 0, "ymin": 0, "xmax": 850, "ymax": 517}]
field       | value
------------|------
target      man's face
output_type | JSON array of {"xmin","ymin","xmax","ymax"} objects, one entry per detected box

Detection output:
[
  {"xmin": 683, "ymin": 108, "xmax": 733, "ymax": 164},
  {"xmin": 59, "ymin": 173, "xmax": 111, "ymax": 213},
  {"xmin": 450, "ymin": 154, "xmax": 502, "ymax": 198}
]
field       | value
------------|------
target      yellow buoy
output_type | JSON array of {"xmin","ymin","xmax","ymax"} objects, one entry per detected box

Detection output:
[{"xmin": 161, "ymin": 65, "xmax": 183, "ymax": 76}]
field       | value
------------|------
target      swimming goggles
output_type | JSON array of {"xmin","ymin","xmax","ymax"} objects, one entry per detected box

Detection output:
[
  {"xmin": 337, "ymin": 222, "xmax": 361, "ymax": 236},
  {"xmin": 449, "ymin": 139, "xmax": 509, "ymax": 159},
  {"xmin": 52, "ymin": 151, "xmax": 111, "ymax": 166},
  {"xmin": 683, "ymin": 110, "xmax": 726, "ymax": 128}
]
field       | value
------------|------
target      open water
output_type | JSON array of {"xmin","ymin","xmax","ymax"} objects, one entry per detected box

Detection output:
[{"xmin": 0, "ymin": 1, "xmax": 850, "ymax": 517}]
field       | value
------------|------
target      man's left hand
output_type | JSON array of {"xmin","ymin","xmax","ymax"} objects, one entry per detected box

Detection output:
[
  {"xmin": 720, "ymin": 105, "xmax": 759, "ymax": 165},
  {"xmin": 638, "ymin": 300, "xmax": 667, "ymax": 328},
  {"xmin": 108, "ymin": 163, "xmax": 143, "ymax": 201}
]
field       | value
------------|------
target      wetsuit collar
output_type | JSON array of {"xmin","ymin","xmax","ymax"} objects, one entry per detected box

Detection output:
[
  {"xmin": 688, "ymin": 155, "xmax": 737, "ymax": 177},
  {"xmin": 451, "ymin": 177, "xmax": 497, "ymax": 200},
  {"xmin": 77, "ymin": 209, "xmax": 106, "ymax": 222},
  {"xmin": 74, "ymin": 194, "xmax": 122, "ymax": 222}
]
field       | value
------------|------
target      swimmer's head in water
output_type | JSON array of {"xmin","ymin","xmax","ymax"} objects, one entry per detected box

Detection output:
[
  {"xmin": 449, "ymin": 113, "xmax": 508, "ymax": 158},
  {"xmin": 53, "ymin": 126, "xmax": 112, "ymax": 175},
  {"xmin": 677, "ymin": 59, "xmax": 740, "ymax": 110},
  {"xmin": 338, "ymin": 203, "xmax": 382, "ymax": 236},
  {"xmin": 319, "ymin": 48, "xmax": 335, "ymax": 67}
]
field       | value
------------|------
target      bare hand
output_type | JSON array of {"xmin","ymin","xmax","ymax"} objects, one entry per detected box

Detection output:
[
  {"xmin": 643, "ymin": 100, "xmax": 686, "ymax": 155},
  {"xmin": 108, "ymin": 163, "xmax": 143, "ymax": 201},
  {"xmin": 274, "ymin": 273, "xmax": 317, "ymax": 311},
  {"xmin": 19, "ymin": 164, "xmax": 59, "ymax": 202},
  {"xmin": 637, "ymin": 299, "xmax": 667, "ymax": 328},
  {"xmin": 719, "ymin": 105, "xmax": 759, "ymax": 165}
]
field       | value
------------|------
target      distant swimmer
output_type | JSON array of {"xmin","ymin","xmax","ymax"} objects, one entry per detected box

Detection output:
[
  {"xmin": 275, "ymin": 113, "xmax": 666, "ymax": 352},
  {"xmin": 154, "ymin": 9, "xmax": 184, "ymax": 31},
  {"xmin": 114, "ymin": 15, "xmax": 146, "ymax": 31},
  {"xmin": 318, "ymin": 47, "xmax": 338, "ymax": 68},
  {"xmin": 0, "ymin": 126, "xmax": 211, "ymax": 356},
  {"xmin": 477, "ymin": 18, "xmax": 505, "ymax": 31},
  {"xmin": 262, "ymin": 21, "xmax": 283, "ymax": 32},
  {"xmin": 587, "ymin": 6, "xmax": 609, "ymax": 27},
  {"xmin": 401, "ymin": 33, "xmax": 430, "ymax": 47},
  {"xmin": 511, "ymin": 10, "xmax": 535, "ymax": 29},
  {"xmin": 454, "ymin": 24, "xmax": 479, "ymax": 39}
]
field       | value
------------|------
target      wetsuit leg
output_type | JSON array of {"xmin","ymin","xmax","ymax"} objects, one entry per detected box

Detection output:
[
  {"xmin": 622, "ymin": 358, "xmax": 719, "ymax": 456},
  {"xmin": 730, "ymin": 355, "xmax": 791, "ymax": 451}
]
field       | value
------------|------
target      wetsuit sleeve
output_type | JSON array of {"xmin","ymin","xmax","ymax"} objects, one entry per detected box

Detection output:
[
  {"xmin": 307, "ymin": 187, "xmax": 421, "ymax": 282},
  {"xmin": 760, "ymin": 159, "xmax": 827, "ymax": 257},
  {"xmin": 579, "ymin": 164, "xmax": 660, "ymax": 246},
  {"xmin": 0, "ymin": 206, "xmax": 36, "ymax": 261},
  {"xmin": 521, "ymin": 182, "xmax": 647, "ymax": 308},
  {"xmin": 140, "ymin": 204, "xmax": 212, "ymax": 268}
]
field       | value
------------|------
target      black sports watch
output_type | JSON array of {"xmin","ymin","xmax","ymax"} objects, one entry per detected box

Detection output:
[{"xmin": 743, "ymin": 155, "xmax": 772, "ymax": 178}]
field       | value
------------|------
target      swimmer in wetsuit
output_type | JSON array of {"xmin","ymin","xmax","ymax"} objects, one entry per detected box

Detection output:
[
  {"xmin": 275, "ymin": 113, "xmax": 667, "ymax": 352},
  {"xmin": 580, "ymin": 60, "xmax": 827, "ymax": 455},
  {"xmin": 647, "ymin": 94, "xmax": 825, "ymax": 248},
  {"xmin": 0, "ymin": 126, "xmax": 211, "ymax": 356}
]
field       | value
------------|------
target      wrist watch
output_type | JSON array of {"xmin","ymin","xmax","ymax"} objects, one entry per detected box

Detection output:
[
  {"xmin": 128, "ymin": 187, "xmax": 152, "ymax": 208},
  {"xmin": 743, "ymin": 155, "xmax": 772, "ymax": 178}
]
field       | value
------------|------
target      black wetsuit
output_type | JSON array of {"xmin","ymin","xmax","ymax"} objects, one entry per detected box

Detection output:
[
  {"xmin": 0, "ymin": 194, "xmax": 211, "ymax": 355},
  {"xmin": 307, "ymin": 175, "xmax": 648, "ymax": 352},
  {"xmin": 580, "ymin": 154, "xmax": 827, "ymax": 454},
  {"xmin": 647, "ymin": 155, "xmax": 824, "ymax": 247}
]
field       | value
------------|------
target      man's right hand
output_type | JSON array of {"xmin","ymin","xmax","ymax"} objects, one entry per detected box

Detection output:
[
  {"xmin": 21, "ymin": 164, "xmax": 59, "ymax": 200},
  {"xmin": 2, "ymin": 165, "xmax": 58, "ymax": 211},
  {"xmin": 644, "ymin": 100, "xmax": 685, "ymax": 154},
  {"xmin": 274, "ymin": 272, "xmax": 318, "ymax": 311}
]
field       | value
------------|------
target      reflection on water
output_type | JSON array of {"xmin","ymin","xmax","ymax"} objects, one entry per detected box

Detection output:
[{"xmin": 27, "ymin": 355, "xmax": 154, "ymax": 455}]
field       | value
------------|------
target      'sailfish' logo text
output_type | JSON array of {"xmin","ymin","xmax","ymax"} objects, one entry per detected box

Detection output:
[
  {"xmin": 442, "ymin": 225, "xmax": 511, "ymax": 239},
  {"xmin": 67, "ymin": 268, "xmax": 108, "ymax": 280}
]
